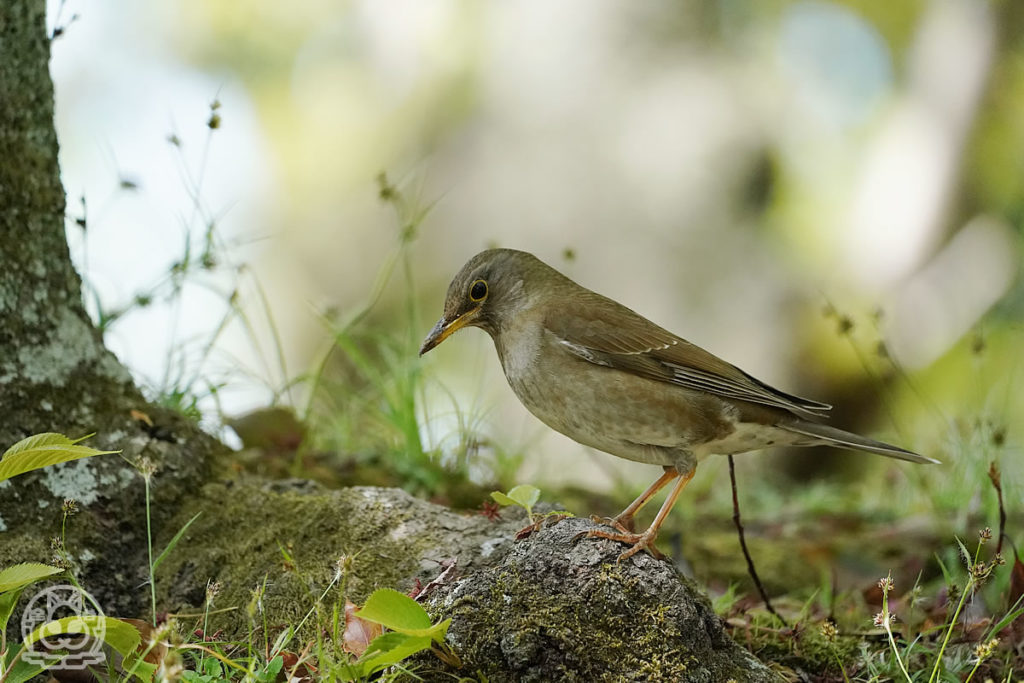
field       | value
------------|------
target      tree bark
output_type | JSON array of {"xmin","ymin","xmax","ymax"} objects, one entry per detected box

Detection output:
[
  {"xmin": 0, "ymin": 0, "xmax": 218, "ymax": 619},
  {"xmin": 0, "ymin": 0, "xmax": 138, "ymax": 442}
]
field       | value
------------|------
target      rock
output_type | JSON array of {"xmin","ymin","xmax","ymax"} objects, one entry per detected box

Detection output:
[
  {"xmin": 5, "ymin": 449, "xmax": 775, "ymax": 680},
  {"xmin": 415, "ymin": 516, "xmax": 774, "ymax": 682},
  {"xmin": 155, "ymin": 479, "xmax": 526, "ymax": 637}
]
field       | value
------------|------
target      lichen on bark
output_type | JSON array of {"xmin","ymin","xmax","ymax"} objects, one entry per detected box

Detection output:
[{"xmin": 0, "ymin": 0, "xmax": 141, "ymax": 444}]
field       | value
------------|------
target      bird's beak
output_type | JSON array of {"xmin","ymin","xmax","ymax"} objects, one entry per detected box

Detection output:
[{"xmin": 419, "ymin": 310, "xmax": 477, "ymax": 356}]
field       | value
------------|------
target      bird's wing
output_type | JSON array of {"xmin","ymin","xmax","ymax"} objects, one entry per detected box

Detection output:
[{"xmin": 544, "ymin": 292, "xmax": 831, "ymax": 419}]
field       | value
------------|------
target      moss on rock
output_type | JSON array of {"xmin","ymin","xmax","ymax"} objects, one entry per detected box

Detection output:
[
  {"xmin": 155, "ymin": 478, "xmax": 525, "ymax": 642},
  {"xmin": 415, "ymin": 516, "xmax": 774, "ymax": 682}
]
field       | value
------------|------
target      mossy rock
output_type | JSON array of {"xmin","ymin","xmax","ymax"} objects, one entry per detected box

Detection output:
[
  {"xmin": 415, "ymin": 516, "xmax": 774, "ymax": 682},
  {"xmin": 155, "ymin": 478, "xmax": 525, "ymax": 641}
]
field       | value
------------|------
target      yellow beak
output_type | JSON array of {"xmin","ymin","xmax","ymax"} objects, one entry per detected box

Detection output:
[{"xmin": 419, "ymin": 310, "xmax": 478, "ymax": 356}]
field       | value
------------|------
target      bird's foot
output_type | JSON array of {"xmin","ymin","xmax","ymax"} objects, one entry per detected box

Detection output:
[
  {"xmin": 588, "ymin": 514, "xmax": 634, "ymax": 534},
  {"xmin": 577, "ymin": 528, "xmax": 665, "ymax": 561}
]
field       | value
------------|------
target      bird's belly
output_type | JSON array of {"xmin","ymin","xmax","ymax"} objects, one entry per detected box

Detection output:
[{"xmin": 502, "ymin": 353, "xmax": 733, "ymax": 467}]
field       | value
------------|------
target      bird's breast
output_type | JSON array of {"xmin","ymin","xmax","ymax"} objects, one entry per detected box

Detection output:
[{"xmin": 494, "ymin": 324, "xmax": 544, "ymax": 383}]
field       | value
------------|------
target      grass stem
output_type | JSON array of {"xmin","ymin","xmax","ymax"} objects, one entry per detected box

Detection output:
[
  {"xmin": 928, "ymin": 541, "xmax": 981, "ymax": 683},
  {"xmin": 881, "ymin": 586, "xmax": 912, "ymax": 683},
  {"xmin": 145, "ymin": 475, "xmax": 156, "ymax": 625}
]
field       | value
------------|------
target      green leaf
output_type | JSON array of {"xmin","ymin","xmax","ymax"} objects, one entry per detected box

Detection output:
[
  {"xmin": 354, "ymin": 588, "xmax": 430, "ymax": 632},
  {"xmin": 0, "ymin": 588, "xmax": 24, "ymax": 633},
  {"xmin": 356, "ymin": 632, "xmax": 432, "ymax": 676},
  {"xmin": 490, "ymin": 491, "xmax": 519, "ymax": 507},
  {"xmin": 123, "ymin": 655, "xmax": 155, "ymax": 683},
  {"xmin": 934, "ymin": 553, "xmax": 953, "ymax": 586},
  {"xmin": 506, "ymin": 484, "xmax": 540, "ymax": 509},
  {"xmin": 24, "ymin": 615, "xmax": 142, "ymax": 659},
  {"xmin": 354, "ymin": 588, "xmax": 451, "ymax": 643},
  {"xmin": 0, "ymin": 653, "xmax": 48, "ymax": 683},
  {"xmin": 3, "ymin": 432, "xmax": 88, "ymax": 458},
  {"xmin": 0, "ymin": 563, "xmax": 63, "ymax": 593},
  {"xmin": 126, "ymin": 658, "xmax": 157, "ymax": 683},
  {"xmin": 0, "ymin": 433, "xmax": 119, "ymax": 483},
  {"xmin": 7, "ymin": 617, "xmax": 149, "ymax": 683},
  {"xmin": 361, "ymin": 631, "xmax": 410, "ymax": 658},
  {"xmin": 203, "ymin": 657, "xmax": 223, "ymax": 677},
  {"xmin": 264, "ymin": 655, "xmax": 284, "ymax": 677},
  {"xmin": 987, "ymin": 598, "xmax": 1024, "ymax": 636},
  {"xmin": 151, "ymin": 512, "xmax": 202, "ymax": 573},
  {"xmin": 418, "ymin": 617, "xmax": 450, "ymax": 643}
]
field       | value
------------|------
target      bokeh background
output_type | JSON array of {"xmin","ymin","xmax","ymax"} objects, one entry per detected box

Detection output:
[{"xmin": 50, "ymin": 0, "xmax": 1022, "ymax": 519}]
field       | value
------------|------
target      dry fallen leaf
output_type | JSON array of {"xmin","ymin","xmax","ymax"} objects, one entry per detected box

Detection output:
[{"xmin": 342, "ymin": 599, "xmax": 383, "ymax": 657}]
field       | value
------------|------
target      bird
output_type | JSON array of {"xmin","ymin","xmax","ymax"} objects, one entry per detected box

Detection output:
[{"xmin": 419, "ymin": 248, "xmax": 938, "ymax": 561}]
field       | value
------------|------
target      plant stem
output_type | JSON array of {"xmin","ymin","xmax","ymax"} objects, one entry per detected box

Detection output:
[
  {"xmin": 829, "ymin": 647, "xmax": 851, "ymax": 683},
  {"xmin": 290, "ymin": 572, "xmax": 340, "ymax": 645},
  {"xmin": 927, "ymin": 580, "xmax": 971, "ymax": 683},
  {"xmin": 146, "ymin": 475, "xmax": 156, "ymax": 625},
  {"xmin": 883, "ymin": 614, "xmax": 911, "ymax": 683},
  {"xmin": 0, "ymin": 646, "xmax": 25, "ymax": 683},
  {"xmin": 964, "ymin": 657, "xmax": 983, "ymax": 683},
  {"xmin": 879, "ymin": 582, "xmax": 912, "ymax": 683},
  {"xmin": 198, "ymin": 581, "xmax": 213, "ymax": 672},
  {"xmin": 929, "ymin": 540, "xmax": 980, "ymax": 683}
]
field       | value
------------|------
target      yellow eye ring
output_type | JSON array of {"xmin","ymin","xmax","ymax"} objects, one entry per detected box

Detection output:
[{"xmin": 469, "ymin": 279, "xmax": 488, "ymax": 302}]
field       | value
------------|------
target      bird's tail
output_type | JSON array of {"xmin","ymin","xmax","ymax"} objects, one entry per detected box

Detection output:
[{"xmin": 781, "ymin": 421, "xmax": 939, "ymax": 464}]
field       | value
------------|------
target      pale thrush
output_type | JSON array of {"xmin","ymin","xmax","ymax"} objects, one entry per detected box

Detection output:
[{"xmin": 420, "ymin": 249, "xmax": 937, "ymax": 560}]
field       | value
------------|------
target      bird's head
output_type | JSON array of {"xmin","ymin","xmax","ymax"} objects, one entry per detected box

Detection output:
[{"xmin": 419, "ymin": 248, "xmax": 551, "ymax": 355}]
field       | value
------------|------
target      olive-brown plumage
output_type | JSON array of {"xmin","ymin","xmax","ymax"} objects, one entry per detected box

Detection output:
[{"xmin": 421, "ymin": 248, "xmax": 937, "ymax": 559}]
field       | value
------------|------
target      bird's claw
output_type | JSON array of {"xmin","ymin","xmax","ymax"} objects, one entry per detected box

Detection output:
[
  {"xmin": 588, "ymin": 514, "xmax": 634, "ymax": 534},
  {"xmin": 575, "ymin": 528, "xmax": 666, "ymax": 561}
]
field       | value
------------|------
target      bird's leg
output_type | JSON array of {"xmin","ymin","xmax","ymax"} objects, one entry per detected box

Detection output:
[
  {"xmin": 583, "ymin": 467, "xmax": 695, "ymax": 561},
  {"xmin": 591, "ymin": 467, "xmax": 678, "ymax": 533}
]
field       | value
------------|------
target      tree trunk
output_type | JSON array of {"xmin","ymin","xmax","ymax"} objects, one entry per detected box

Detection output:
[
  {"xmin": 0, "ymin": 0, "xmax": 138, "ymax": 441},
  {"xmin": 0, "ymin": 0, "xmax": 218, "ymax": 618}
]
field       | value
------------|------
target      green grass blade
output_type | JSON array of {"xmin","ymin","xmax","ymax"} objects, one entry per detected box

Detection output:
[{"xmin": 151, "ymin": 512, "xmax": 202, "ymax": 573}]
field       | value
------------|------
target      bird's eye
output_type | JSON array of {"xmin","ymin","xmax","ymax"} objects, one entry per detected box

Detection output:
[{"xmin": 469, "ymin": 279, "xmax": 488, "ymax": 302}]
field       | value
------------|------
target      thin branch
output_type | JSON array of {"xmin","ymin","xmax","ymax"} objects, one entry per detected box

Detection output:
[
  {"xmin": 728, "ymin": 455, "xmax": 787, "ymax": 627},
  {"xmin": 987, "ymin": 462, "xmax": 1006, "ymax": 557}
]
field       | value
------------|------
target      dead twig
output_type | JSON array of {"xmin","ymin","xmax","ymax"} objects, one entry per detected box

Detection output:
[
  {"xmin": 728, "ymin": 454, "xmax": 787, "ymax": 627},
  {"xmin": 988, "ymin": 462, "xmax": 1006, "ymax": 557}
]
